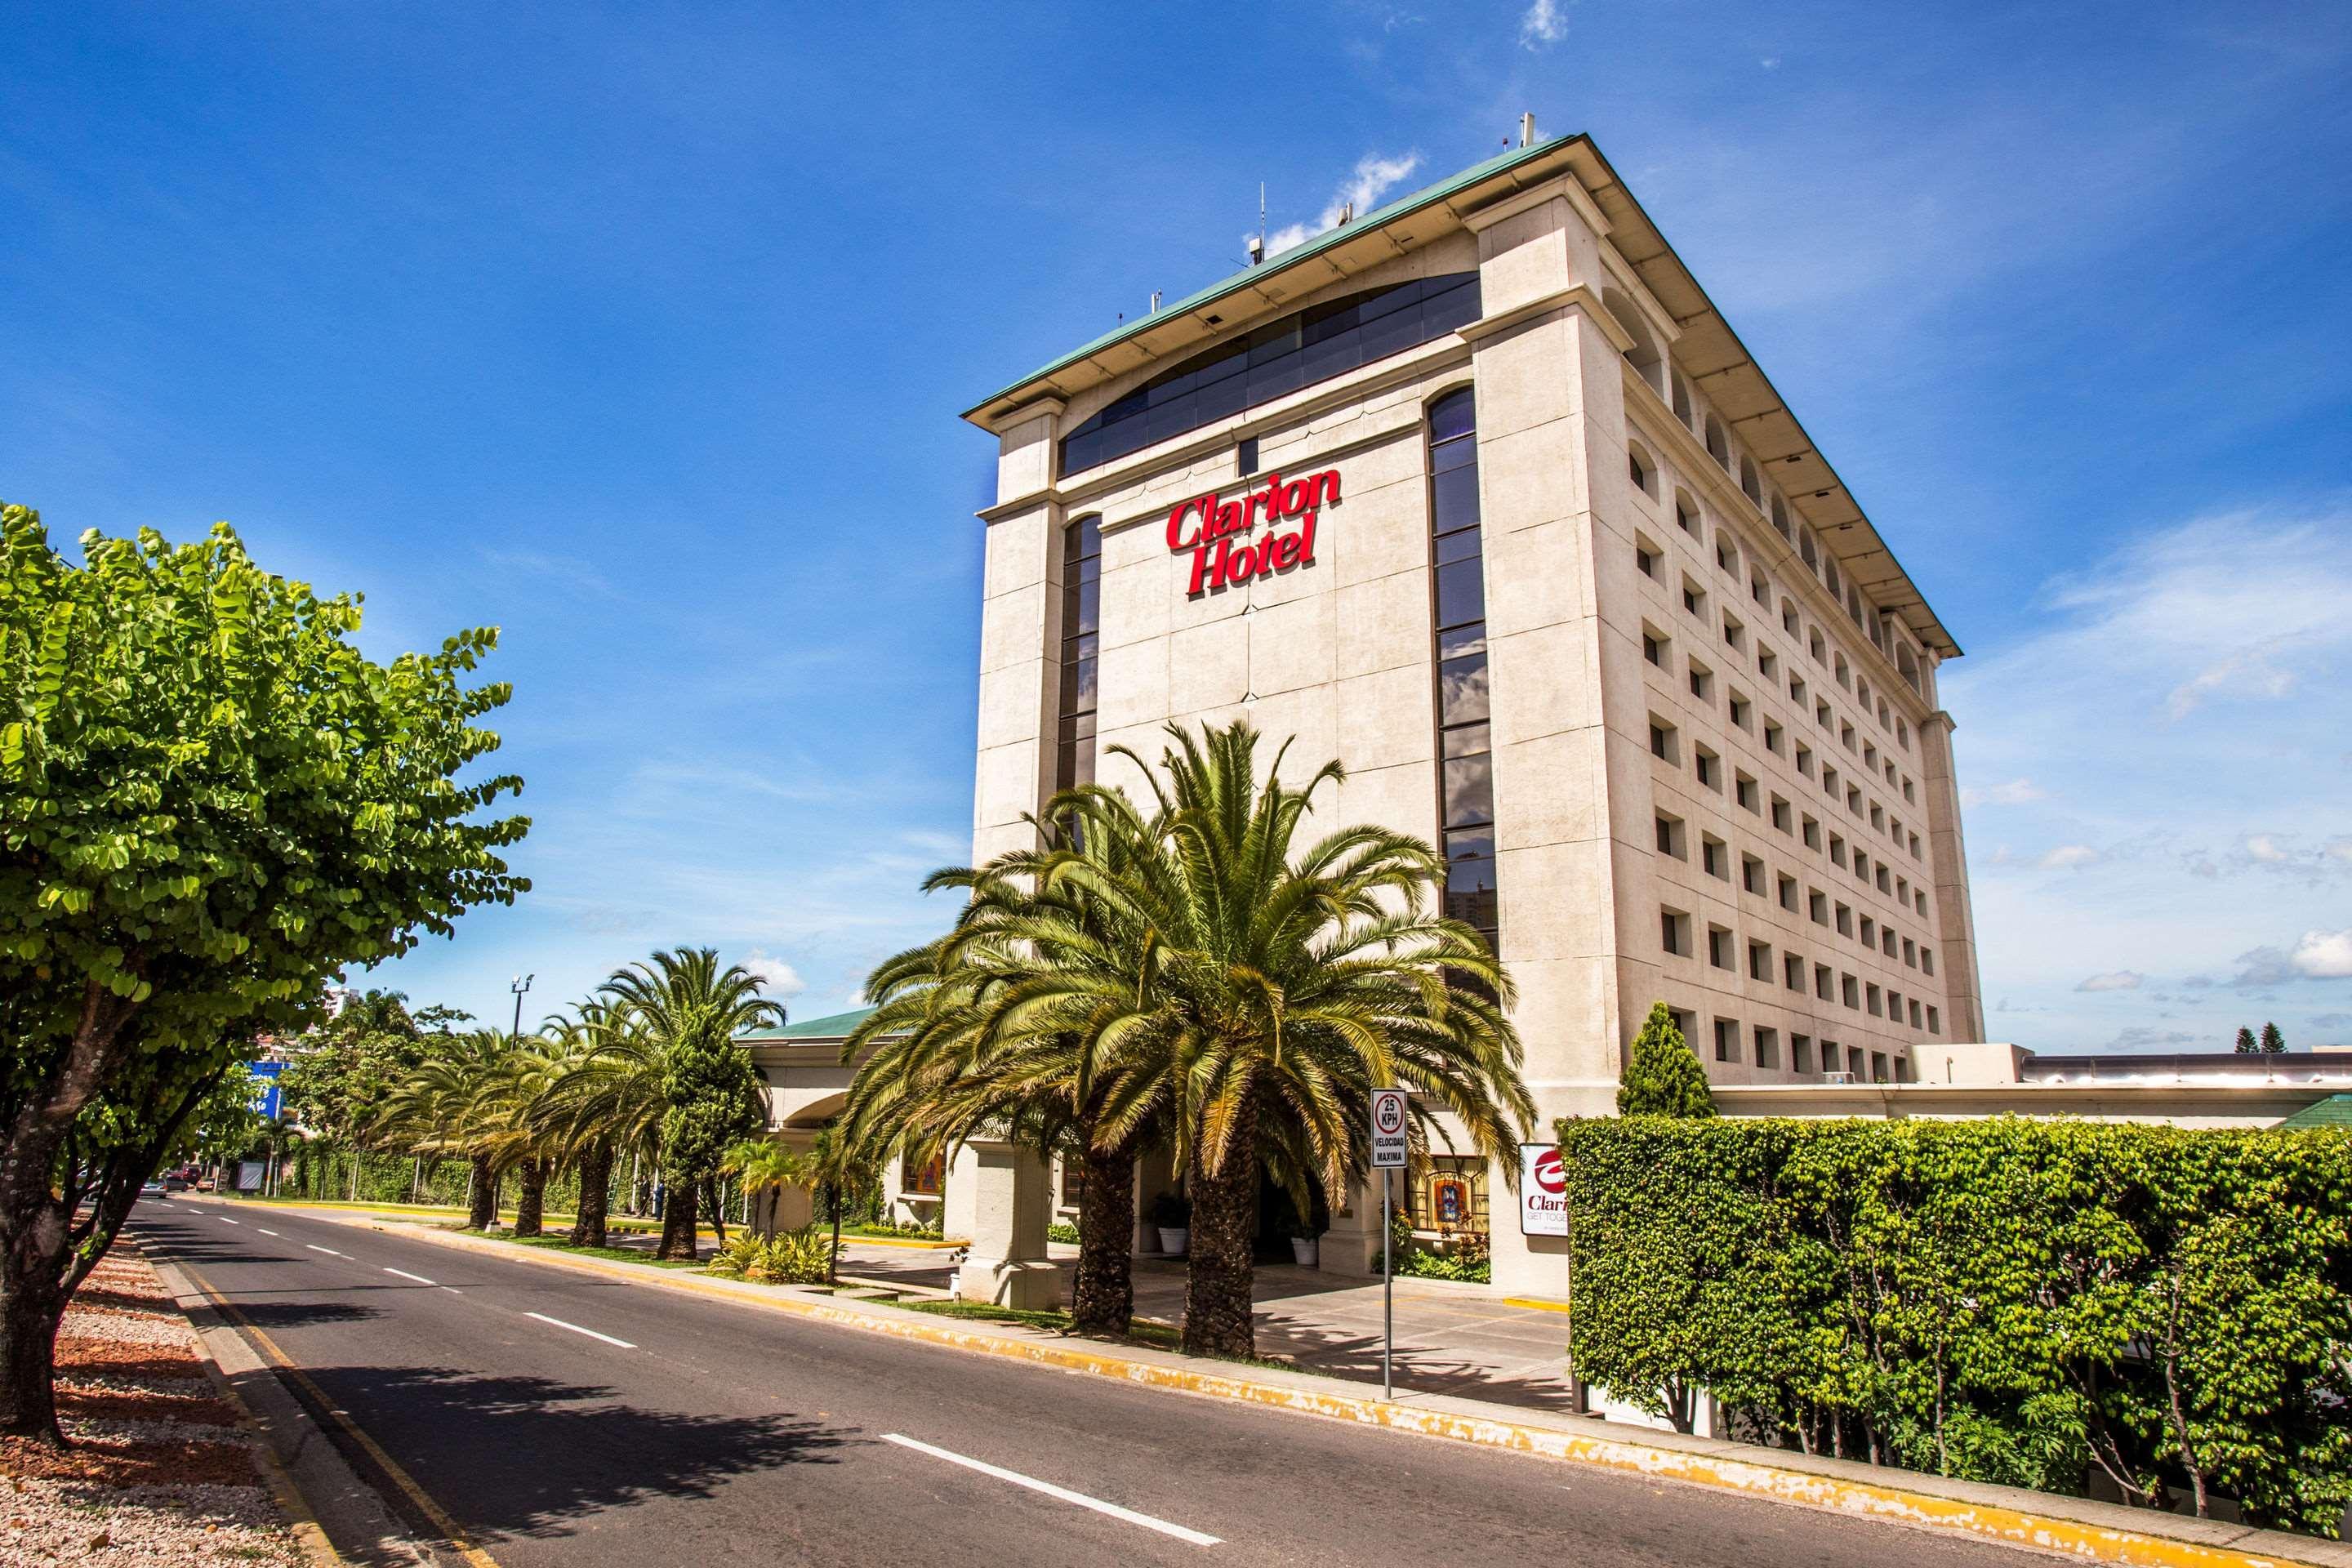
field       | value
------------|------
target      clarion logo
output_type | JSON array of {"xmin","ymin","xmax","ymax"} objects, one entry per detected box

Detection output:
[{"xmin": 1164, "ymin": 468, "xmax": 1340, "ymax": 597}]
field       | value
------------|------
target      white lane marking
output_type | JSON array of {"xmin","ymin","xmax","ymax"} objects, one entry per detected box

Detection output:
[
  {"xmin": 881, "ymin": 1433, "xmax": 1221, "ymax": 1546},
  {"xmin": 441, "ymin": 1286, "xmax": 464, "ymax": 1294},
  {"xmin": 306, "ymin": 1245, "xmax": 345, "ymax": 1257},
  {"xmin": 384, "ymin": 1267, "xmax": 437, "ymax": 1285},
  {"xmin": 524, "ymin": 1312, "xmax": 635, "ymax": 1349},
  {"xmin": 218, "ymin": 1218, "xmax": 240, "ymax": 1226},
  {"xmin": 257, "ymin": 1228, "xmax": 282, "ymax": 1236}
]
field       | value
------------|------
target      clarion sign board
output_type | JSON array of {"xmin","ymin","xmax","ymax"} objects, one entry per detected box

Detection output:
[
  {"xmin": 1165, "ymin": 468, "xmax": 1339, "ymax": 596},
  {"xmin": 1518, "ymin": 1142, "xmax": 1568, "ymax": 1237}
]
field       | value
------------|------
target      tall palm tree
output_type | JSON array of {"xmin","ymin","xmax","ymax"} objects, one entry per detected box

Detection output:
[
  {"xmin": 950, "ymin": 721, "xmax": 1535, "ymax": 1357},
  {"xmin": 532, "ymin": 1005, "xmax": 631, "ymax": 1249},
  {"xmin": 844, "ymin": 807, "xmax": 1172, "ymax": 1335},
  {"xmin": 596, "ymin": 948, "xmax": 780, "ymax": 1260}
]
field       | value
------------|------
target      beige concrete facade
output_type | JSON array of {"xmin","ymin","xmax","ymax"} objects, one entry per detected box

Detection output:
[{"xmin": 950, "ymin": 133, "xmax": 1987, "ymax": 1299}]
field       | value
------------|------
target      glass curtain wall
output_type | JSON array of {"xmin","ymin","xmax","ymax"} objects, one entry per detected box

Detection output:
[
  {"xmin": 1055, "ymin": 514, "xmax": 1102, "ymax": 793},
  {"xmin": 1427, "ymin": 389, "xmax": 1499, "ymax": 954}
]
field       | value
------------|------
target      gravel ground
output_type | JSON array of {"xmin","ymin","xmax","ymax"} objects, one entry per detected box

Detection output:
[{"xmin": 0, "ymin": 1241, "xmax": 305, "ymax": 1566}]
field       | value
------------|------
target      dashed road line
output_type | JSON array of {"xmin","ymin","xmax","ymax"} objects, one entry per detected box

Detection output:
[
  {"xmin": 384, "ymin": 1267, "xmax": 438, "ymax": 1286},
  {"xmin": 523, "ymin": 1312, "xmax": 635, "ymax": 1349},
  {"xmin": 306, "ymin": 1245, "xmax": 345, "ymax": 1257},
  {"xmin": 257, "ymin": 1228, "xmax": 282, "ymax": 1236},
  {"xmin": 882, "ymin": 1432, "xmax": 1221, "ymax": 1546}
]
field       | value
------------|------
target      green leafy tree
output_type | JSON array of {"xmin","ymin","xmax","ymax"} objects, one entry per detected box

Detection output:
[
  {"xmin": 279, "ymin": 990, "xmax": 469, "ymax": 1148},
  {"xmin": 1616, "ymin": 1003, "xmax": 1716, "ymax": 1117},
  {"xmin": 532, "ymin": 1005, "xmax": 630, "ymax": 1249},
  {"xmin": 0, "ymin": 506, "xmax": 527, "ymax": 1444},
  {"xmin": 2259, "ymin": 1021, "xmax": 2285, "ymax": 1054},
  {"xmin": 2234, "ymin": 1027, "xmax": 2258, "ymax": 1054},
  {"xmin": 598, "ymin": 950, "xmax": 778, "ymax": 1260}
]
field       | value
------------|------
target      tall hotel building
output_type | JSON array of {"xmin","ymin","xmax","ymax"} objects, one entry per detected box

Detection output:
[{"xmin": 958, "ymin": 131, "xmax": 1985, "ymax": 1294}]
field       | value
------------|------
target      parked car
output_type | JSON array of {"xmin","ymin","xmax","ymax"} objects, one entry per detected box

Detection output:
[
  {"xmin": 139, "ymin": 1178, "xmax": 167, "ymax": 1198},
  {"xmin": 159, "ymin": 1174, "xmax": 191, "ymax": 1193}
]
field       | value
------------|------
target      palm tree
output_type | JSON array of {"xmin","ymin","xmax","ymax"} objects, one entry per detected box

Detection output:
[
  {"xmin": 373, "ymin": 1030, "xmax": 519, "ymax": 1230},
  {"xmin": 844, "ymin": 810, "xmax": 1172, "ymax": 1334},
  {"xmin": 532, "ymin": 1005, "xmax": 632, "ymax": 1249},
  {"xmin": 595, "ymin": 949, "xmax": 780, "ymax": 1260},
  {"xmin": 479, "ymin": 1043, "xmax": 568, "ymax": 1237},
  {"xmin": 994, "ymin": 721, "xmax": 1535, "ymax": 1357}
]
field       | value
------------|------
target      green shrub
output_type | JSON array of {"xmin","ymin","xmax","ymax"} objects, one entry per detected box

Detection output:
[
  {"xmin": 706, "ymin": 1226, "xmax": 831, "ymax": 1285},
  {"xmin": 1047, "ymin": 1220, "xmax": 1080, "ymax": 1245},
  {"xmin": 1557, "ymin": 1116, "xmax": 2352, "ymax": 1535}
]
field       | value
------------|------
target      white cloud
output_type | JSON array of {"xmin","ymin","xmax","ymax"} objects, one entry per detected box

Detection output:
[
  {"xmin": 742, "ymin": 948, "xmax": 807, "ymax": 998},
  {"xmin": 2290, "ymin": 928, "xmax": 2352, "ymax": 980},
  {"xmin": 1961, "ymin": 777, "xmax": 2044, "ymax": 808},
  {"xmin": 1260, "ymin": 152, "xmax": 1424, "ymax": 257},
  {"xmin": 2038, "ymin": 844, "xmax": 2097, "ymax": 870},
  {"xmin": 1519, "ymin": 0, "xmax": 1566, "ymax": 50},
  {"xmin": 2075, "ymin": 970, "xmax": 2145, "ymax": 992}
]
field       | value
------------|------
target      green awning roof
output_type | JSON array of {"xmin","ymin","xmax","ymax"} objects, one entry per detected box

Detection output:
[
  {"xmin": 2278, "ymin": 1094, "xmax": 2352, "ymax": 1129},
  {"xmin": 739, "ymin": 1005, "xmax": 877, "ymax": 1042}
]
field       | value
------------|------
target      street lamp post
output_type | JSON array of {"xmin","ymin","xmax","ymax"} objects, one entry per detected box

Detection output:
[{"xmin": 510, "ymin": 973, "xmax": 533, "ymax": 1043}]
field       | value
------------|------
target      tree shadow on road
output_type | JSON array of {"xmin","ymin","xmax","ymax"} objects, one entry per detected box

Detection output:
[
  {"xmin": 259, "ymin": 1362, "xmax": 859, "ymax": 1544},
  {"xmin": 1239, "ymin": 1317, "xmax": 1580, "ymax": 1414}
]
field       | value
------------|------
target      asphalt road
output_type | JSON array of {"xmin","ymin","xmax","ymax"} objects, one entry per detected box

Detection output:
[{"xmin": 131, "ymin": 1199, "xmax": 2047, "ymax": 1568}]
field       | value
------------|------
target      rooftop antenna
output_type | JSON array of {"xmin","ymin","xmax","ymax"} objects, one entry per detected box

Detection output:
[
  {"xmin": 1150, "ymin": 290, "xmax": 1162, "ymax": 313},
  {"xmin": 1248, "ymin": 181, "xmax": 1265, "ymax": 265},
  {"xmin": 1520, "ymin": 112, "xmax": 1537, "ymax": 148}
]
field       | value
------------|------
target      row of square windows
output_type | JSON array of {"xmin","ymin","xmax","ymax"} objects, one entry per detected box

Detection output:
[
  {"xmin": 1664, "ymin": 1005, "xmax": 1917, "ymax": 1083},
  {"xmin": 1651, "ymin": 809, "xmax": 1939, "ymax": 971},
  {"xmin": 1646, "ymin": 712, "xmax": 1931, "ymax": 933},
  {"xmin": 1636, "ymin": 538, "xmax": 1921, "ymax": 821},
  {"xmin": 1658, "ymin": 915, "xmax": 1944, "ymax": 1037}
]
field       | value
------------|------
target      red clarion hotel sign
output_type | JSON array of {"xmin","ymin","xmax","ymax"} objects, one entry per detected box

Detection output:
[{"xmin": 1165, "ymin": 468, "xmax": 1340, "ymax": 596}]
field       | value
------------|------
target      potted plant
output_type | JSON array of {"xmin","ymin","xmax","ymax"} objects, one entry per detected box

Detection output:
[
  {"xmin": 1150, "ymin": 1189, "xmax": 1190, "ymax": 1257},
  {"xmin": 1287, "ymin": 1215, "xmax": 1321, "ymax": 1267}
]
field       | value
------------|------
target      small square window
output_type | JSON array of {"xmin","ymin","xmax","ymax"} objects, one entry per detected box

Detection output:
[
  {"xmin": 1655, "ymin": 813, "xmax": 1686, "ymax": 858},
  {"xmin": 1713, "ymin": 1016, "xmax": 1740, "ymax": 1061},
  {"xmin": 1777, "ymin": 874, "xmax": 1798, "ymax": 911},
  {"xmin": 1701, "ymin": 835, "xmax": 1728, "ymax": 880},
  {"xmin": 1753, "ymin": 1027, "xmax": 1780, "ymax": 1069},
  {"xmin": 1783, "ymin": 952, "xmax": 1804, "ymax": 990},
  {"xmin": 1792, "ymin": 1034, "xmax": 1815, "ymax": 1074},
  {"xmin": 1741, "ymin": 853, "xmax": 1766, "ymax": 895},
  {"xmin": 1694, "ymin": 748, "xmax": 1720, "ymax": 789},
  {"xmin": 1708, "ymin": 925, "xmax": 1734, "ymax": 971},
  {"xmin": 1748, "ymin": 939, "xmax": 1771, "ymax": 980},
  {"xmin": 1661, "ymin": 908, "xmax": 1690, "ymax": 957}
]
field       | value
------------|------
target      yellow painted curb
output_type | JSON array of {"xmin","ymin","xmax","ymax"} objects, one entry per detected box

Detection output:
[
  {"xmin": 1499, "ymin": 1294, "xmax": 1572, "ymax": 1315},
  {"xmin": 145, "ymin": 1245, "xmax": 346, "ymax": 1568},
  {"xmin": 340, "ymin": 1218, "xmax": 2330, "ymax": 1568},
  {"xmin": 179, "ymin": 1263, "xmax": 504, "ymax": 1568}
]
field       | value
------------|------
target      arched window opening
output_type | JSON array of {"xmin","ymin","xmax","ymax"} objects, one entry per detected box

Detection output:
[
  {"xmin": 1628, "ymin": 443, "xmax": 1658, "ymax": 499},
  {"xmin": 1740, "ymin": 455, "xmax": 1762, "ymax": 505},
  {"xmin": 1704, "ymin": 415, "xmax": 1731, "ymax": 470},
  {"xmin": 1799, "ymin": 527, "xmax": 1820, "ymax": 569},
  {"xmin": 1602, "ymin": 287, "xmax": 1664, "ymax": 394},
  {"xmin": 1427, "ymin": 389, "xmax": 1499, "ymax": 959},
  {"xmin": 1059, "ymin": 272, "xmax": 1481, "ymax": 477},
  {"xmin": 1054, "ymin": 514, "xmax": 1102, "ymax": 794},
  {"xmin": 1672, "ymin": 372, "xmax": 1693, "ymax": 426}
]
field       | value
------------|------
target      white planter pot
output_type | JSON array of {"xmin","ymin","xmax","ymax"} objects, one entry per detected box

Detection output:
[
  {"xmin": 1290, "ymin": 1236, "xmax": 1319, "ymax": 1267},
  {"xmin": 1156, "ymin": 1227, "xmax": 1188, "ymax": 1257}
]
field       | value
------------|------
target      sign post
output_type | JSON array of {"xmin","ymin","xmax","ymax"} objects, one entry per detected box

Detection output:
[{"xmin": 1371, "ymin": 1088, "xmax": 1408, "ymax": 1401}]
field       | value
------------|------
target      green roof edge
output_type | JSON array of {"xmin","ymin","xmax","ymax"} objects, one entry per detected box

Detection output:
[
  {"xmin": 741, "ymin": 1004, "xmax": 877, "ymax": 1041},
  {"xmin": 2278, "ymin": 1093, "xmax": 2352, "ymax": 1129},
  {"xmin": 966, "ymin": 133, "xmax": 1583, "ymax": 417}
]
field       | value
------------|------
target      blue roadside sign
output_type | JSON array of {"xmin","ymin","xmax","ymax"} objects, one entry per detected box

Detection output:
[{"xmin": 247, "ymin": 1060, "xmax": 284, "ymax": 1121}]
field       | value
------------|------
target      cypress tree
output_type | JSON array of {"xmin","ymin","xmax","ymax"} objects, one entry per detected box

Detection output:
[
  {"xmin": 2234, "ymin": 1027, "xmax": 2258, "ymax": 1054},
  {"xmin": 1617, "ymin": 1002, "xmax": 1716, "ymax": 1118},
  {"xmin": 2260, "ymin": 1021, "xmax": 2286, "ymax": 1054}
]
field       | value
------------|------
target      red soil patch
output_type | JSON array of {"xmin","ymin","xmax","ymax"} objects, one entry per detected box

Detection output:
[
  {"xmin": 0, "ymin": 1431, "xmax": 259, "ymax": 1488},
  {"xmin": 51, "ymin": 1340, "xmax": 203, "ymax": 1383},
  {"xmin": 56, "ymin": 1386, "xmax": 238, "ymax": 1428}
]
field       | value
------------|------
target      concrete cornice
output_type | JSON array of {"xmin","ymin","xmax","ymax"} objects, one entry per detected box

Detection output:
[
  {"xmin": 976, "ymin": 487, "xmax": 1062, "ymax": 523},
  {"xmin": 973, "ymin": 395, "xmax": 1067, "ymax": 438},
  {"xmin": 1460, "ymin": 171, "xmax": 1612, "ymax": 244},
  {"xmin": 1458, "ymin": 284, "xmax": 1632, "ymax": 353}
]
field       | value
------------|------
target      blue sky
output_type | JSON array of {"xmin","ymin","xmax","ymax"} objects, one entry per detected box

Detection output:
[{"xmin": 5, "ymin": 2, "xmax": 2348, "ymax": 1050}]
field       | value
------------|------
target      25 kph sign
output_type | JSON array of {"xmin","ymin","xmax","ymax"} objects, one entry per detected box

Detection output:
[{"xmin": 1371, "ymin": 1089, "xmax": 1408, "ymax": 1169}]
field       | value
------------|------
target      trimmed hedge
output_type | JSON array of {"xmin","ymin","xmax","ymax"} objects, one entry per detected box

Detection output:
[{"xmin": 1557, "ymin": 1116, "xmax": 2352, "ymax": 1535}]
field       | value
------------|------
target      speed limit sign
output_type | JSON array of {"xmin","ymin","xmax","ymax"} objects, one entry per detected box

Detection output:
[{"xmin": 1371, "ymin": 1088, "xmax": 1408, "ymax": 1168}]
